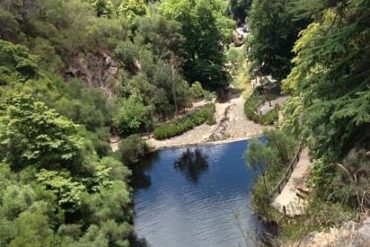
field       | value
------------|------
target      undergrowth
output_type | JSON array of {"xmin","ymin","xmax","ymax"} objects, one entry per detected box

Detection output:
[{"xmin": 153, "ymin": 103, "xmax": 216, "ymax": 140}]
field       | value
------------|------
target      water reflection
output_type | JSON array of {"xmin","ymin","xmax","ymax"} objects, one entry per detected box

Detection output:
[
  {"xmin": 132, "ymin": 152, "xmax": 160, "ymax": 190},
  {"xmin": 133, "ymin": 141, "xmax": 266, "ymax": 247},
  {"xmin": 174, "ymin": 148, "xmax": 209, "ymax": 183},
  {"xmin": 129, "ymin": 233, "xmax": 151, "ymax": 247}
]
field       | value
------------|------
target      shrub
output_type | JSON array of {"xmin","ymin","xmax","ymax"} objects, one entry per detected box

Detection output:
[
  {"xmin": 116, "ymin": 135, "xmax": 149, "ymax": 165},
  {"xmin": 260, "ymin": 105, "xmax": 279, "ymax": 125},
  {"xmin": 190, "ymin": 81, "xmax": 205, "ymax": 99},
  {"xmin": 246, "ymin": 130, "xmax": 296, "ymax": 216},
  {"xmin": 114, "ymin": 97, "xmax": 152, "ymax": 137},
  {"xmin": 153, "ymin": 104, "xmax": 216, "ymax": 140},
  {"xmin": 244, "ymin": 93, "xmax": 278, "ymax": 125}
]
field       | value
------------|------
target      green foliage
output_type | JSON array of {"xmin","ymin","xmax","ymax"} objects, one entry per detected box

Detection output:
[
  {"xmin": 0, "ymin": 92, "xmax": 133, "ymax": 246},
  {"xmin": 0, "ymin": 40, "xmax": 38, "ymax": 84},
  {"xmin": 53, "ymin": 80, "xmax": 113, "ymax": 132},
  {"xmin": 91, "ymin": 0, "xmax": 114, "ymax": 17},
  {"xmin": 134, "ymin": 10, "xmax": 184, "ymax": 60},
  {"xmin": 243, "ymin": 93, "xmax": 279, "ymax": 125},
  {"xmin": 309, "ymin": 149, "xmax": 370, "ymax": 209},
  {"xmin": 228, "ymin": 0, "xmax": 251, "ymax": 24},
  {"xmin": 245, "ymin": 0, "xmax": 370, "ymax": 243},
  {"xmin": 190, "ymin": 81, "xmax": 205, "ymax": 99},
  {"xmin": 247, "ymin": 0, "xmax": 307, "ymax": 80},
  {"xmin": 118, "ymin": 0, "xmax": 147, "ymax": 20},
  {"xmin": 114, "ymin": 10, "xmax": 193, "ymax": 118},
  {"xmin": 242, "ymin": 3, "xmax": 370, "ymax": 244},
  {"xmin": 97, "ymin": 156, "xmax": 131, "ymax": 181},
  {"xmin": 36, "ymin": 169, "xmax": 86, "ymax": 212},
  {"xmin": 116, "ymin": 135, "xmax": 149, "ymax": 165},
  {"xmin": 246, "ymin": 129, "xmax": 296, "ymax": 169},
  {"xmin": 307, "ymin": 159, "xmax": 335, "ymax": 189},
  {"xmin": 160, "ymin": 0, "xmax": 234, "ymax": 89},
  {"xmin": 246, "ymin": 130, "xmax": 296, "ymax": 216},
  {"xmin": 280, "ymin": 96, "xmax": 303, "ymax": 136},
  {"xmin": 80, "ymin": 180, "xmax": 132, "ymax": 224},
  {"xmin": 282, "ymin": 0, "xmax": 370, "ymax": 161},
  {"xmin": 114, "ymin": 96, "xmax": 152, "ymax": 136},
  {"xmin": 0, "ymin": 94, "xmax": 87, "ymax": 172},
  {"xmin": 0, "ymin": 0, "xmax": 232, "ymax": 245},
  {"xmin": 153, "ymin": 104, "xmax": 216, "ymax": 140},
  {"xmin": 226, "ymin": 46, "xmax": 250, "ymax": 88}
]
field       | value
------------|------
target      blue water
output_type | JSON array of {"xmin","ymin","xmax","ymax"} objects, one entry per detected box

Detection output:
[{"xmin": 133, "ymin": 140, "xmax": 264, "ymax": 247}]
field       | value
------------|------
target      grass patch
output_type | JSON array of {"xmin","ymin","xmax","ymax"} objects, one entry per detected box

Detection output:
[
  {"xmin": 244, "ymin": 94, "xmax": 278, "ymax": 125},
  {"xmin": 153, "ymin": 103, "xmax": 216, "ymax": 140}
]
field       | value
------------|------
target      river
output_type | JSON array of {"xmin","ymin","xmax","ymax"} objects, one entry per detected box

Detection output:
[{"xmin": 132, "ymin": 140, "xmax": 265, "ymax": 247}]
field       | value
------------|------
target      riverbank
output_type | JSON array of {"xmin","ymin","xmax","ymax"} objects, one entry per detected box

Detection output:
[
  {"xmin": 145, "ymin": 136, "xmax": 261, "ymax": 151},
  {"xmin": 146, "ymin": 94, "xmax": 267, "ymax": 151}
]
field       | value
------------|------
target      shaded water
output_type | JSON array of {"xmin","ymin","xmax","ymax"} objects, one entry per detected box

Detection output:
[{"xmin": 133, "ymin": 140, "xmax": 264, "ymax": 247}]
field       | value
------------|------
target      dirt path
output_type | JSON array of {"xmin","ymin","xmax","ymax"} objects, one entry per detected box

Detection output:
[
  {"xmin": 146, "ymin": 95, "xmax": 266, "ymax": 150},
  {"xmin": 258, "ymin": 96, "xmax": 288, "ymax": 116},
  {"xmin": 271, "ymin": 148, "xmax": 311, "ymax": 217}
]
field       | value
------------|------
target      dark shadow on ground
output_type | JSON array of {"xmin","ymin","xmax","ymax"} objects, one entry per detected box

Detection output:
[{"xmin": 216, "ymin": 87, "xmax": 243, "ymax": 103}]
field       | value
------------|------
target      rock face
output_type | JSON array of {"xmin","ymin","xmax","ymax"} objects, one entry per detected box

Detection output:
[
  {"xmin": 289, "ymin": 217, "xmax": 370, "ymax": 247},
  {"xmin": 64, "ymin": 51, "xmax": 118, "ymax": 96}
]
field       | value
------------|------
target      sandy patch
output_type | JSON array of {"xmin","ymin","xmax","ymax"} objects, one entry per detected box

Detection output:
[{"xmin": 146, "ymin": 95, "xmax": 267, "ymax": 150}]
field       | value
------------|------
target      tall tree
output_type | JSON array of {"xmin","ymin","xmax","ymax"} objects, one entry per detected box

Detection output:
[
  {"xmin": 160, "ymin": 0, "xmax": 235, "ymax": 90},
  {"xmin": 282, "ymin": 0, "xmax": 370, "ymax": 160},
  {"xmin": 228, "ymin": 0, "xmax": 251, "ymax": 25},
  {"xmin": 247, "ymin": 0, "xmax": 307, "ymax": 80}
]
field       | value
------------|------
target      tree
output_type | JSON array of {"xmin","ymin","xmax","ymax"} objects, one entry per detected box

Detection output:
[
  {"xmin": 91, "ymin": 0, "xmax": 114, "ymax": 17},
  {"xmin": 247, "ymin": 0, "xmax": 307, "ymax": 80},
  {"xmin": 0, "ymin": 40, "xmax": 38, "ymax": 84},
  {"xmin": 114, "ymin": 96, "xmax": 152, "ymax": 136},
  {"xmin": 246, "ymin": 139, "xmax": 274, "ymax": 194},
  {"xmin": 133, "ymin": 10, "xmax": 184, "ymax": 62},
  {"xmin": 160, "ymin": 0, "xmax": 234, "ymax": 90},
  {"xmin": 36, "ymin": 169, "xmax": 86, "ymax": 212},
  {"xmin": 246, "ymin": 130, "xmax": 295, "ymax": 193},
  {"xmin": 0, "ymin": 94, "xmax": 87, "ymax": 172},
  {"xmin": 118, "ymin": 0, "xmax": 147, "ymax": 20},
  {"xmin": 228, "ymin": 0, "xmax": 251, "ymax": 25},
  {"xmin": 282, "ymin": 0, "xmax": 370, "ymax": 161}
]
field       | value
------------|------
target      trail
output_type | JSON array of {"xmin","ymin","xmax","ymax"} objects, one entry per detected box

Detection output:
[
  {"xmin": 271, "ymin": 148, "xmax": 311, "ymax": 217},
  {"xmin": 258, "ymin": 96, "xmax": 288, "ymax": 115}
]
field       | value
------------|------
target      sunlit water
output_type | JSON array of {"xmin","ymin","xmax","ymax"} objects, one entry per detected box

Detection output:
[{"xmin": 133, "ymin": 140, "xmax": 265, "ymax": 247}]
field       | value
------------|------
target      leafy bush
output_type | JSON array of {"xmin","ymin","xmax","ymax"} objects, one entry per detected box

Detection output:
[
  {"xmin": 153, "ymin": 104, "xmax": 216, "ymax": 140},
  {"xmin": 244, "ymin": 93, "xmax": 278, "ymax": 125},
  {"xmin": 0, "ymin": 94, "xmax": 87, "ymax": 172},
  {"xmin": 190, "ymin": 81, "xmax": 205, "ymax": 99},
  {"xmin": 260, "ymin": 105, "xmax": 279, "ymax": 125},
  {"xmin": 0, "ymin": 94, "xmax": 134, "ymax": 246},
  {"xmin": 116, "ymin": 135, "xmax": 149, "ymax": 165},
  {"xmin": 309, "ymin": 149, "xmax": 370, "ymax": 210},
  {"xmin": 114, "ymin": 97, "xmax": 152, "ymax": 137},
  {"xmin": 246, "ymin": 130, "xmax": 296, "ymax": 216},
  {"xmin": 0, "ymin": 40, "xmax": 39, "ymax": 83}
]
